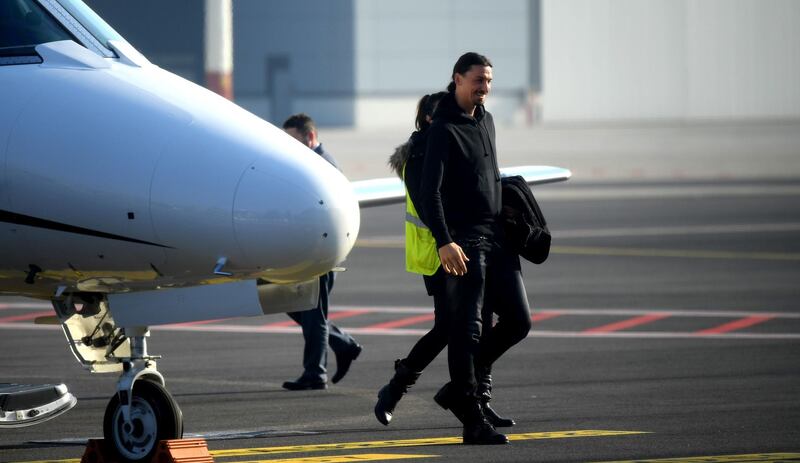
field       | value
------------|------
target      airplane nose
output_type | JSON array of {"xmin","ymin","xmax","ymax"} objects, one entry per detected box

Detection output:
[{"xmin": 232, "ymin": 148, "xmax": 360, "ymax": 283}]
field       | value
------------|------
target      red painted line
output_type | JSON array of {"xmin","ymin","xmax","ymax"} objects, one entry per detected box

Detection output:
[
  {"xmin": 695, "ymin": 315, "xmax": 775, "ymax": 335},
  {"xmin": 584, "ymin": 313, "xmax": 671, "ymax": 333},
  {"xmin": 262, "ymin": 318, "xmax": 298, "ymax": 328},
  {"xmin": 327, "ymin": 309, "xmax": 370, "ymax": 321},
  {"xmin": 532, "ymin": 311, "xmax": 562, "ymax": 322},
  {"xmin": 168, "ymin": 318, "xmax": 232, "ymax": 327},
  {"xmin": 262, "ymin": 309, "xmax": 371, "ymax": 328},
  {"xmin": 363, "ymin": 313, "xmax": 435, "ymax": 330},
  {"xmin": 0, "ymin": 310, "xmax": 55, "ymax": 323}
]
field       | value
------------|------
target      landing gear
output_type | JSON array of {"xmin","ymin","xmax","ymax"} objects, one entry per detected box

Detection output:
[
  {"xmin": 102, "ymin": 327, "xmax": 183, "ymax": 462},
  {"xmin": 52, "ymin": 296, "xmax": 184, "ymax": 462},
  {"xmin": 103, "ymin": 378, "xmax": 183, "ymax": 462}
]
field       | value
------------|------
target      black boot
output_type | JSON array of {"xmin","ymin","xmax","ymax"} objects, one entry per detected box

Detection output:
[
  {"xmin": 476, "ymin": 368, "xmax": 515, "ymax": 428},
  {"xmin": 433, "ymin": 382, "xmax": 464, "ymax": 424},
  {"xmin": 374, "ymin": 359, "xmax": 421, "ymax": 425},
  {"xmin": 462, "ymin": 398, "xmax": 508, "ymax": 445}
]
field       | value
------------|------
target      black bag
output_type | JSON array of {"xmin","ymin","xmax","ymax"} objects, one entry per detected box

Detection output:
[{"xmin": 501, "ymin": 175, "xmax": 551, "ymax": 264}]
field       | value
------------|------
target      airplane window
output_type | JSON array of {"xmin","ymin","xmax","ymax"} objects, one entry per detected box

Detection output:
[{"xmin": 0, "ymin": 0, "xmax": 76, "ymax": 50}]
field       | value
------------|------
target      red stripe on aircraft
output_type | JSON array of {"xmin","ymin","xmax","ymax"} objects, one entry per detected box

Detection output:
[
  {"xmin": 532, "ymin": 311, "xmax": 562, "ymax": 322},
  {"xmin": 364, "ymin": 313, "xmax": 435, "ymax": 330},
  {"xmin": 695, "ymin": 315, "xmax": 774, "ymax": 335},
  {"xmin": 0, "ymin": 310, "xmax": 55, "ymax": 323},
  {"xmin": 583, "ymin": 313, "xmax": 671, "ymax": 333}
]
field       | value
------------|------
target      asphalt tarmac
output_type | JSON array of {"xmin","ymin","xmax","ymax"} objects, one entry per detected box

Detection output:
[{"xmin": 2, "ymin": 177, "xmax": 799, "ymax": 463}]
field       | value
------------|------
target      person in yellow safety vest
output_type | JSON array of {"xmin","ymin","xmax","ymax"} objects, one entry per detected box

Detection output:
[
  {"xmin": 403, "ymin": 167, "xmax": 439, "ymax": 276},
  {"xmin": 374, "ymin": 92, "xmax": 514, "ymax": 429}
]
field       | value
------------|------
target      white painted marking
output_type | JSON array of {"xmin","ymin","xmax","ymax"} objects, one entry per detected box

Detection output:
[
  {"xmin": 357, "ymin": 222, "xmax": 800, "ymax": 247},
  {"xmin": 336, "ymin": 306, "xmax": 800, "ymax": 318},
  {"xmin": 555, "ymin": 222, "xmax": 800, "ymax": 239},
  {"xmin": 2, "ymin": 322, "xmax": 798, "ymax": 340},
  {"xmin": 0, "ymin": 302, "xmax": 52, "ymax": 310},
  {"xmin": 3, "ymin": 302, "xmax": 800, "ymax": 318},
  {"xmin": 536, "ymin": 184, "xmax": 800, "ymax": 201}
]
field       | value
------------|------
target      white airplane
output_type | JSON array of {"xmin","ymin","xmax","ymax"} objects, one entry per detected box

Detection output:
[{"xmin": 0, "ymin": 0, "xmax": 571, "ymax": 460}]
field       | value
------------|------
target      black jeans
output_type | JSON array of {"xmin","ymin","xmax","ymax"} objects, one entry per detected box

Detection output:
[
  {"xmin": 444, "ymin": 237, "xmax": 531, "ymax": 399},
  {"xmin": 404, "ymin": 287, "xmax": 449, "ymax": 373}
]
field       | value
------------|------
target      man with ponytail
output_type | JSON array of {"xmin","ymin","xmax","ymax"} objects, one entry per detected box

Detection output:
[
  {"xmin": 375, "ymin": 92, "xmax": 515, "ymax": 432},
  {"xmin": 420, "ymin": 53, "xmax": 532, "ymax": 445}
]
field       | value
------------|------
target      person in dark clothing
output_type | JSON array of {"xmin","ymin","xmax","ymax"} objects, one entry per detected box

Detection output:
[
  {"xmin": 375, "ymin": 93, "xmax": 514, "ymax": 430},
  {"xmin": 280, "ymin": 113, "xmax": 363, "ymax": 390},
  {"xmin": 420, "ymin": 53, "xmax": 532, "ymax": 445}
]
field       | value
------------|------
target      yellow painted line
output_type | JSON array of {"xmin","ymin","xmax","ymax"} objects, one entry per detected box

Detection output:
[
  {"xmin": 233, "ymin": 453, "xmax": 437, "ymax": 463},
  {"xmin": 356, "ymin": 239, "xmax": 800, "ymax": 262},
  {"xmin": 8, "ymin": 460, "xmax": 80, "ymax": 463},
  {"xmin": 4, "ymin": 458, "xmax": 81, "ymax": 463},
  {"xmin": 595, "ymin": 452, "xmax": 800, "ymax": 463},
  {"xmin": 210, "ymin": 430, "xmax": 647, "ymax": 458},
  {"xmin": 7, "ymin": 430, "xmax": 645, "ymax": 463},
  {"xmin": 8, "ymin": 456, "xmax": 436, "ymax": 463}
]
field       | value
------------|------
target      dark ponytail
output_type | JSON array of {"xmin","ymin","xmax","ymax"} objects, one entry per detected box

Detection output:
[
  {"xmin": 446, "ymin": 52, "xmax": 492, "ymax": 93},
  {"xmin": 415, "ymin": 94, "xmax": 431, "ymax": 130},
  {"xmin": 415, "ymin": 91, "xmax": 448, "ymax": 131}
]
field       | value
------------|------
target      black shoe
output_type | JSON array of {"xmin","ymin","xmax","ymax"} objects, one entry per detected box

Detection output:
[
  {"xmin": 374, "ymin": 359, "xmax": 422, "ymax": 426},
  {"xmin": 462, "ymin": 401, "xmax": 508, "ymax": 445},
  {"xmin": 482, "ymin": 402, "xmax": 515, "ymax": 428},
  {"xmin": 332, "ymin": 344, "xmax": 362, "ymax": 384},
  {"xmin": 475, "ymin": 368, "xmax": 515, "ymax": 428},
  {"xmin": 463, "ymin": 421, "xmax": 509, "ymax": 445},
  {"xmin": 434, "ymin": 383, "xmax": 465, "ymax": 424},
  {"xmin": 282, "ymin": 378, "xmax": 327, "ymax": 391},
  {"xmin": 374, "ymin": 384, "xmax": 396, "ymax": 425}
]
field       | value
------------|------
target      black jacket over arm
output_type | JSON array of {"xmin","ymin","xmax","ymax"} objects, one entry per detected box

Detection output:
[{"xmin": 420, "ymin": 92, "xmax": 501, "ymax": 248}]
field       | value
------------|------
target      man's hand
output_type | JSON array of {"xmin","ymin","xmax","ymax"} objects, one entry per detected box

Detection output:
[{"xmin": 438, "ymin": 242, "xmax": 469, "ymax": 276}]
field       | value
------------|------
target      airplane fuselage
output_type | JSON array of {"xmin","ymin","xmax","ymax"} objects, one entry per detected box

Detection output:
[{"xmin": 1, "ymin": 41, "xmax": 360, "ymax": 300}]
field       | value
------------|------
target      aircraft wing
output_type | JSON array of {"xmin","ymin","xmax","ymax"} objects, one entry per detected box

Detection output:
[{"xmin": 352, "ymin": 165, "xmax": 572, "ymax": 208}]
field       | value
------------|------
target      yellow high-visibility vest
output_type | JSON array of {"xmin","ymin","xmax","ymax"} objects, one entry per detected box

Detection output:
[{"xmin": 403, "ymin": 164, "xmax": 440, "ymax": 275}]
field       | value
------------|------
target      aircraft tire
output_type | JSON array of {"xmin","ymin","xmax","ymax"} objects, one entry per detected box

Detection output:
[{"xmin": 103, "ymin": 378, "xmax": 183, "ymax": 462}]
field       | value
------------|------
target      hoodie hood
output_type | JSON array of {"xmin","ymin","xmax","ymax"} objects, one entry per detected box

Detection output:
[{"xmin": 432, "ymin": 91, "xmax": 487, "ymax": 124}]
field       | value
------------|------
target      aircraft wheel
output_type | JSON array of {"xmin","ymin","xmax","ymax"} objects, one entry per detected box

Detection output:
[{"xmin": 103, "ymin": 379, "xmax": 183, "ymax": 462}]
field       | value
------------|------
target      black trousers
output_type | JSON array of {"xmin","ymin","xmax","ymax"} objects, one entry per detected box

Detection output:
[
  {"xmin": 286, "ymin": 272, "xmax": 359, "ymax": 381},
  {"xmin": 444, "ymin": 238, "xmax": 531, "ymax": 399},
  {"xmin": 404, "ymin": 287, "xmax": 449, "ymax": 373}
]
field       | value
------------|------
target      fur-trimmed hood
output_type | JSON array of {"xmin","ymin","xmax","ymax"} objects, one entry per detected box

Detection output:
[
  {"xmin": 388, "ymin": 130, "xmax": 427, "ymax": 178},
  {"xmin": 388, "ymin": 140, "xmax": 411, "ymax": 178}
]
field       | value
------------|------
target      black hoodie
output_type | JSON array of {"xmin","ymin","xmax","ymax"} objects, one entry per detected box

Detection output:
[{"xmin": 420, "ymin": 92, "xmax": 501, "ymax": 248}]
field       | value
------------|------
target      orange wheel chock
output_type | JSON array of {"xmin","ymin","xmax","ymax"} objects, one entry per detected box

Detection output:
[{"xmin": 80, "ymin": 438, "xmax": 214, "ymax": 463}]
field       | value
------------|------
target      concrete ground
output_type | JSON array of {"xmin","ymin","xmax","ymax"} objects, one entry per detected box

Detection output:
[{"xmin": 1, "ymin": 121, "xmax": 799, "ymax": 463}]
